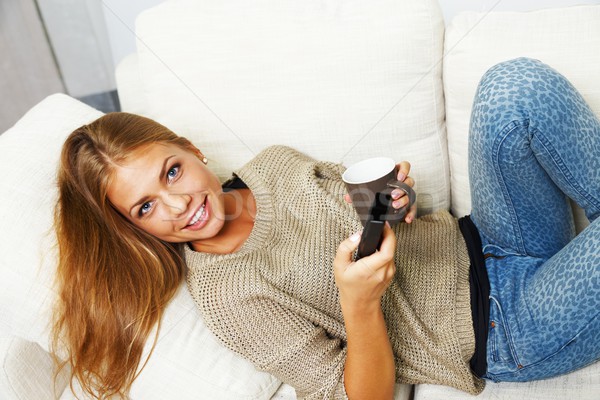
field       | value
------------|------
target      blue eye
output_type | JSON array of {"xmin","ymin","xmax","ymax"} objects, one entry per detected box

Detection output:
[
  {"xmin": 139, "ymin": 201, "xmax": 153, "ymax": 217},
  {"xmin": 167, "ymin": 164, "xmax": 180, "ymax": 181}
]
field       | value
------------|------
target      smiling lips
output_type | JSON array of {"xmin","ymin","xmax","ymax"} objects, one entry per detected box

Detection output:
[{"xmin": 185, "ymin": 197, "xmax": 209, "ymax": 230}]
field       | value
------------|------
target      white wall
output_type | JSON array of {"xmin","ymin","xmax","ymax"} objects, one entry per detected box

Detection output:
[{"xmin": 101, "ymin": 0, "xmax": 600, "ymax": 72}]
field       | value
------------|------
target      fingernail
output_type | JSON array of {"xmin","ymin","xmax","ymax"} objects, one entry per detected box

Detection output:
[
  {"xmin": 349, "ymin": 232, "xmax": 361, "ymax": 242},
  {"xmin": 391, "ymin": 190, "xmax": 401, "ymax": 199},
  {"xmin": 397, "ymin": 172, "xmax": 406, "ymax": 181},
  {"xmin": 393, "ymin": 200, "xmax": 402, "ymax": 208}
]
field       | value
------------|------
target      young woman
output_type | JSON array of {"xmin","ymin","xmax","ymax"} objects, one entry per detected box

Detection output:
[{"xmin": 52, "ymin": 58, "xmax": 600, "ymax": 399}]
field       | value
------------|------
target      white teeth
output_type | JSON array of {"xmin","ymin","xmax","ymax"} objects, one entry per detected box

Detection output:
[{"xmin": 188, "ymin": 204, "xmax": 206, "ymax": 226}]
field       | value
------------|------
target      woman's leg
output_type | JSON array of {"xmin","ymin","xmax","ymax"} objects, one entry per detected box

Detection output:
[
  {"xmin": 469, "ymin": 57, "xmax": 600, "ymax": 259},
  {"xmin": 468, "ymin": 58, "xmax": 600, "ymax": 381}
]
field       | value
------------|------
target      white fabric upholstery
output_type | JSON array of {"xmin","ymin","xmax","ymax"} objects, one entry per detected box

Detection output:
[
  {"xmin": 59, "ymin": 284, "xmax": 280, "ymax": 400},
  {"xmin": 272, "ymin": 381, "xmax": 413, "ymax": 400},
  {"xmin": 0, "ymin": 94, "xmax": 281, "ymax": 400},
  {"xmin": 130, "ymin": 0, "xmax": 449, "ymax": 214},
  {"xmin": 114, "ymin": 53, "xmax": 148, "ymax": 116},
  {"xmin": 444, "ymin": 5, "xmax": 600, "ymax": 232},
  {"xmin": 414, "ymin": 361, "xmax": 600, "ymax": 400},
  {"xmin": 0, "ymin": 94, "xmax": 102, "ymax": 350},
  {"xmin": 3, "ymin": 2, "xmax": 600, "ymax": 400},
  {"xmin": 0, "ymin": 336, "xmax": 69, "ymax": 400}
]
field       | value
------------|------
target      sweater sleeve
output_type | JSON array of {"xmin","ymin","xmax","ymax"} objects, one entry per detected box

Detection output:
[{"xmin": 212, "ymin": 295, "xmax": 349, "ymax": 400}]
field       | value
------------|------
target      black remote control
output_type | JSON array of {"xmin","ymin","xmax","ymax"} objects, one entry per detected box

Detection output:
[{"xmin": 355, "ymin": 192, "xmax": 391, "ymax": 260}]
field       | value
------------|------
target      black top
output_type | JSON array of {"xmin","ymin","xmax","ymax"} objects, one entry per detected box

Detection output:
[
  {"xmin": 222, "ymin": 174, "xmax": 249, "ymax": 191},
  {"xmin": 458, "ymin": 215, "xmax": 490, "ymax": 377}
]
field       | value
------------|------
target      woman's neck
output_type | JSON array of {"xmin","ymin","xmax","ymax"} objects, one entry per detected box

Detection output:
[{"xmin": 190, "ymin": 188, "xmax": 256, "ymax": 254}]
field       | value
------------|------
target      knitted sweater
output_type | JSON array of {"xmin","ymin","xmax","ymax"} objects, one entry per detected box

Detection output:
[{"xmin": 184, "ymin": 146, "xmax": 485, "ymax": 398}]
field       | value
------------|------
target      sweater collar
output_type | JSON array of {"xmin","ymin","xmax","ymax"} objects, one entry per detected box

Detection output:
[{"xmin": 184, "ymin": 163, "xmax": 272, "ymax": 263}]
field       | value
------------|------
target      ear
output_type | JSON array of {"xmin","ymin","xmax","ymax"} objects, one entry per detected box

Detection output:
[{"xmin": 190, "ymin": 145, "xmax": 208, "ymax": 165}]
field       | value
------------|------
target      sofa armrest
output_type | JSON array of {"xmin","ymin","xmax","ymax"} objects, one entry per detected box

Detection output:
[{"xmin": 0, "ymin": 336, "xmax": 70, "ymax": 400}]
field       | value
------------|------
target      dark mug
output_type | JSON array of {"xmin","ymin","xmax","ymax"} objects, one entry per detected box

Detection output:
[{"xmin": 342, "ymin": 157, "xmax": 416, "ymax": 227}]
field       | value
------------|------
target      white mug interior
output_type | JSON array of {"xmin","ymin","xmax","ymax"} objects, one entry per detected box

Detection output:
[{"xmin": 342, "ymin": 157, "xmax": 396, "ymax": 184}]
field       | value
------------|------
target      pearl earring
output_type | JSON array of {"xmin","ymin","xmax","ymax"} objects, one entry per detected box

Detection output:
[{"xmin": 194, "ymin": 149, "xmax": 208, "ymax": 164}]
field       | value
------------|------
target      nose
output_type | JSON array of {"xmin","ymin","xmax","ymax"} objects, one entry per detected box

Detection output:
[{"xmin": 161, "ymin": 191, "xmax": 191, "ymax": 221}]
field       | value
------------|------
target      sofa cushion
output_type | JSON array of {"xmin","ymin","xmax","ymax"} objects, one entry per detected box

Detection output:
[
  {"xmin": 414, "ymin": 360, "xmax": 600, "ymax": 400},
  {"xmin": 0, "ymin": 94, "xmax": 102, "ymax": 347},
  {"xmin": 443, "ymin": 5, "xmax": 600, "ymax": 231},
  {"xmin": 127, "ymin": 0, "xmax": 449, "ymax": 214},
  {"xmin": 59, "ymin": 284, "xmax": 281, "ymax": 400},
  {"xmin": 0, "ymin": 336, "xmax": 70, "ymax": 400},
  {"xmin": 0, "ymin": 94, "xmax": 280, "ymax": 400}
]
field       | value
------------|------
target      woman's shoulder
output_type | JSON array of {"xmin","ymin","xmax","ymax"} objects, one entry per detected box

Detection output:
[
  {"xmin": 237, "ymin": 145, "xmax": 326, "ymax": 180},
  {"xmin": 252, "ymin": 145, "xmax": 315, "ymax": 164},
  {"xmin": 251, "ymin": 145, "xmax": 344, "ymax": 173}
]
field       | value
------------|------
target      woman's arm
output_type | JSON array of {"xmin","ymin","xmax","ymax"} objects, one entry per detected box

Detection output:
[{"xmin": 334, "ymin": 226, "xmax": 397, "ymax": 399}]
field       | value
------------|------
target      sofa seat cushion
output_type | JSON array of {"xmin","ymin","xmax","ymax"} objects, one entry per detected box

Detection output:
[{"xmin": 414, "ymin": 360, "xmax": 600, "ymax": 400}]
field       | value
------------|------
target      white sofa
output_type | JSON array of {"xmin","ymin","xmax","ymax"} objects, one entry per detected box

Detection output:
[{"xmin": 1, "ymin": 1, "xmax": 599, "ymax": 399}]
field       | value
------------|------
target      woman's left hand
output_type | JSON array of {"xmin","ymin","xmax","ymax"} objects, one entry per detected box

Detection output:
[
  {"xmin": 344, "ymin": 160, "xmax": 417, "ymax": 223},
  {"xmin": 392, "ymin": 161, "xmax": 417, "ymax": 223}
]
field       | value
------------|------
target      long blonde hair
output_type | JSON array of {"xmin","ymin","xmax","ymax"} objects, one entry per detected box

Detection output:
[{"xmin": 52, "ymin": 113, "xmax": 197, "ymax": 399}]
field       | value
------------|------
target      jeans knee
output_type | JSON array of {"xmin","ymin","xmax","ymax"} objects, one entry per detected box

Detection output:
[
  {"xmin": 490, "ymin": 57, "xmax": 544, "ymax": 74},
  {"xmin": 472, "ymin": 57, "xmax": 568, "ymax": 117},
  {"xmin": 476, "ymin": 58, "xmax": 545, "ymax": 95}
]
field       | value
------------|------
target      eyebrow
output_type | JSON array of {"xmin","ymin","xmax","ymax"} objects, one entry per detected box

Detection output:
[{"xmin": 129, "ymin": 155, "xmax": 176, "ymax": 216}]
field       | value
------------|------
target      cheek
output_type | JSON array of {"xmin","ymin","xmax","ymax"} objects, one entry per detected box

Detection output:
[
  {"xmin": 137, "ymin": 210, "xmax": 173, "ymax": 237},
  {"xmin": 210, "ymin": 190, "xmax": 227, "ymax": 215}
]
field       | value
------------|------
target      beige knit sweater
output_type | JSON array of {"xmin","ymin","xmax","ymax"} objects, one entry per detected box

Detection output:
[{"xmin": 185, "ymin": 146, "xmax": 485, "ymax": 398}]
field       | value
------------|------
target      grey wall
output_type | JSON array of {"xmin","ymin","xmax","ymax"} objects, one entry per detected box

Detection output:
[
  {"xmin": 37, "ymin": 0, "xmax": 115, "ymax": 98},
  {"xmin": 0, "ymin": 0, "xmax": 65, "ymax": 133}
]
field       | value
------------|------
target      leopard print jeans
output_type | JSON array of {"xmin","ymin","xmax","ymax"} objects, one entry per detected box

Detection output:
[{"xmin": 469, "ymin": 57, "xmax": 600, "ymax": 382}]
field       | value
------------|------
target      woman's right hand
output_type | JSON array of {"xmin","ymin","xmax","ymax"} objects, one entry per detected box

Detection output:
[{"xmin": 333, "ymin": 224, "xmax": 396, "ymax": 312}]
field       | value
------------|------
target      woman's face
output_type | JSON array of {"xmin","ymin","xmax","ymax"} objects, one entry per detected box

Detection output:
[{"xmin": 107, "ymin": 142, "xmax": 226, "ymax": 243}]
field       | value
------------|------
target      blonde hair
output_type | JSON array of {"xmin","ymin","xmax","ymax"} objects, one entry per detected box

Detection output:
[{"xmin": 52, "ymin": 113, "xmax": 197, "ymax": 398}]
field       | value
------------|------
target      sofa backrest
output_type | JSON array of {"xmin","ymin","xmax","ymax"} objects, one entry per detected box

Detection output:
[
  {"xmin": 444, "ymin": 4, "xmax": 600, "ymax": 230},
  {"xmin": 118, "ymin": 0, "xmax": 450, "ymax": 215}
]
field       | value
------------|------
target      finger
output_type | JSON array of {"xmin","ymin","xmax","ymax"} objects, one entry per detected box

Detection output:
[
  {"xmin": 391, "ymin": 178, "xmax": 414, "ymax": 200},
  {"xmin": 403, "ymin": 176, "xmax": 415, "ymax": 188},
  {"xmin": 363, "ymin": 224, "xmax": 396, "ymax": 267},
  {"xmin": 334, "ymin": 231, "xmax": 361, "ymax": 266},
  {"xmin": 344, "ymin": 193, "xmax": 352, "ymax": 204},
  {"xmin": 395, "ymin": 161, "xmax": 411, "ymax": 181},
  {"xmin": 391, "ymin": 195, "xmax": 411, "ymax": 209},
  {"xmin": 378, "ymin": 224, "xmax": 396, "ymax": 259},
  {"xmin": 405, "ymin": 203, "xmax": 418, "ymax": 224},
  {"xmin": 385, "ymin": 262, "xmax": 396, "ymax": 280}
]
